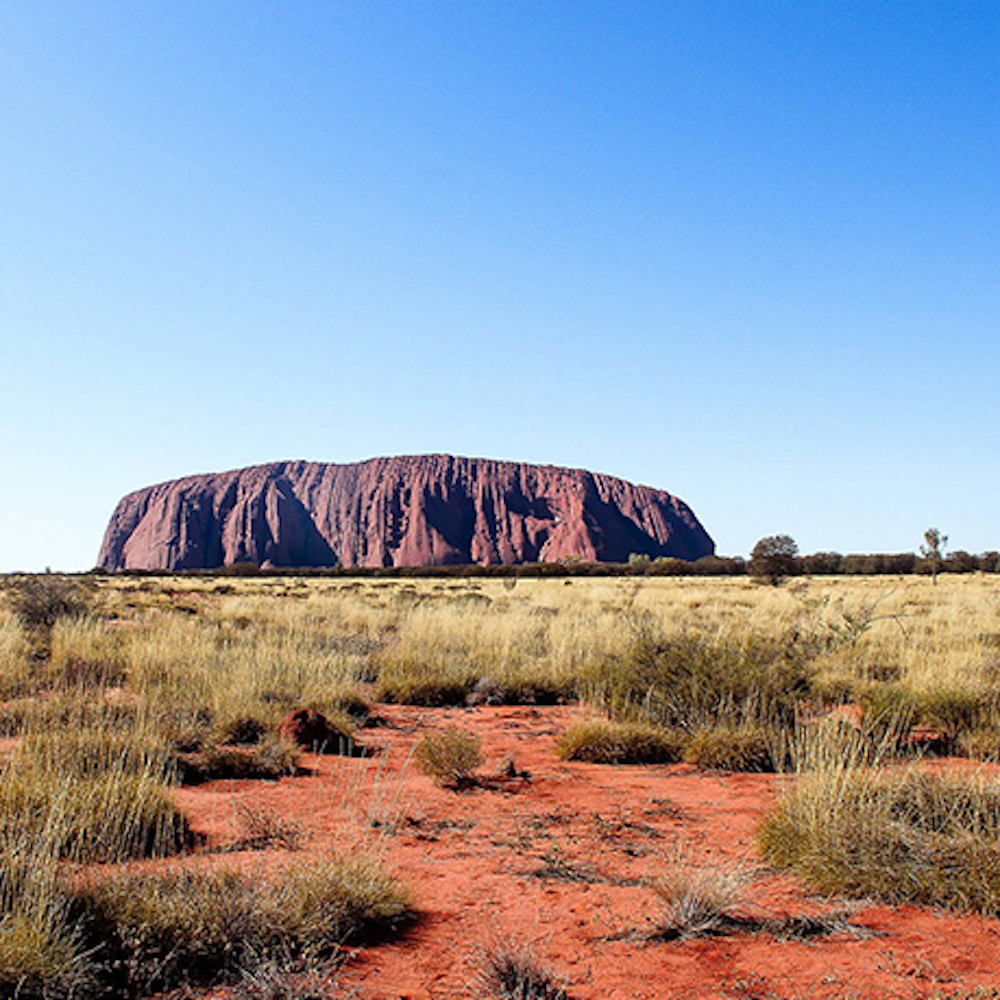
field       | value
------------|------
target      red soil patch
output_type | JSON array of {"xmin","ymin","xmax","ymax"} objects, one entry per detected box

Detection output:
[{"xmin": 175, "ymin": 705, "xmax": 1000, "ymax": 999}]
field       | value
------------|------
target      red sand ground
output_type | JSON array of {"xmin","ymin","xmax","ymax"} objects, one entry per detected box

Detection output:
[{"xmin": 177, "ymin": 705, "xmax": 1000, "ymax": 999}]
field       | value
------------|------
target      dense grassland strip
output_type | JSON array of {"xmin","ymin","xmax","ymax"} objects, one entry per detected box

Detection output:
[{"xmin": 2, "ymin": 573, "xmax": 1000, "ymax": 995}]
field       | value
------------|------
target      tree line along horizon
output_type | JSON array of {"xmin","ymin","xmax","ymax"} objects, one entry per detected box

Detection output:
[{"xmin": 44, "ymin": 527, "xmax": 992, "ymax": 580}]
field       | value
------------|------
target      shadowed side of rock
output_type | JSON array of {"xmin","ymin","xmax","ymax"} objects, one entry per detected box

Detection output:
[{"xmin": 97, "ymin": 455, "xmax": 715, "ymax": 570}]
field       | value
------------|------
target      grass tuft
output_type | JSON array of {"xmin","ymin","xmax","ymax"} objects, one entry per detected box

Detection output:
[
  {"xmin": 414, "ymin": 727, "xmax": 483, "ymax": 787},
  {"xmin": 75, "ymin": 854, "xmax": 411, "ymax": 994},
  {"xmin": 175, "ymin": 735, "xmax": 300, "ymax": 784},
  {"xmin": 555, "ymin": 720, "xmax": 685, "ymax": 765},
  {"xmin": 477, "ymin": 939, "xmax": 569, "ymax": 1000},
  {"xmin": 652, "ymin": 860, "xmax": 749, "ymax": 938},
  {"xmin": 760, "ymin": 726, "xmax": 1000, "ymax": 914},
  {"xmin": 682, "ymin": 726, "xmax": 775, "ymax": 772}
]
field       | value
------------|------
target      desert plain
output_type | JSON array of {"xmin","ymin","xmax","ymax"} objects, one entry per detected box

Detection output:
[{"xmin": 3, "ymin": 572, "xmax": 1000, "ymax": 999}]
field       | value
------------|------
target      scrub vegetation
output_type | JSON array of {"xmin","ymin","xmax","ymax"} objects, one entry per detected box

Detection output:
[{"xmin": 2, "ymin": 571, "xmax": 1000, "ymax": 994}]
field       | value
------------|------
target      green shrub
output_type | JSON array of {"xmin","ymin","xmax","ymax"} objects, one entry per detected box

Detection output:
[
  {"xmin": 682, "ymin": 726, "xmax": 774, "ymax": 772},
  {"xmin": 414, "ymin": 727, "xmax": 483, "ymax": 786},
  {"xmin": 556, "ymin": 720, "xmax": 685, "ymax": 765}
]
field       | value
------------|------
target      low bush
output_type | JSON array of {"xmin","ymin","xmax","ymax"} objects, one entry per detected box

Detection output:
[
  {"xmin": 278, "ymin": 707, "xmax": 357, "ymax": 754},
  {"xmin": 555, "ymin": 720, "xmax": 685, "ymax": 765},
  {"xmin": 414, "ymin": 727, "xmax": 483, "ymax": 787},
  {"xmin": 465, "ymin": 673, "xmax": 576, "ymax": 706},
  {"xmin": 375, "ymin": 663, "xmax": 475, "ymax": 708},
  {"xmin": 375, "ymin": 671, "xmax": 471, "ymax": 706},
  {"xmin": 216, "ymin": 714, "xmax": 269, "ymax": 745},
  {"xmin": 961, "ymin": 728, "xmax": 1000, "ymax": 761},
  {"xmin": 653, "ymin": 860, "xmax": 749, "ymax": 938},
  {"xmin": 3, "ymin": 575, "xmax": 94, "ymax": 632},
  {"xmin": 75, "ymin": 855, "xmax": 411, "ymax": 995},
  {"xmin": 858, "ymin": 683, "xmax": 1000, "ymax": 756},
  {"xmin": 229, "ymin": 804, "xmax": 304, "ymax": 852},
  {"xmin": 174, "ymin": 735, "xmax": 300, "ymax": 784},
  {"xmin": 233, "ymin": 957, "xmax": 345, "ymax": 1000},
  {"xmin": 759, "ymin": 761, "xmax": 1000, "ymax": 914},
  {"xmin": 579, "ymin": 623, "xmax": 815, "ymax": 741},
  {"xmin": 682, "ymin": 726, "xmax": 775, "ymax": 772},
  {"xmin": 321, "ymin": 687, "xmax": 373, "ymax": 724},
  {"xmin": 917, "ymin": 686, "xmax": 998, "ymax": 740}
]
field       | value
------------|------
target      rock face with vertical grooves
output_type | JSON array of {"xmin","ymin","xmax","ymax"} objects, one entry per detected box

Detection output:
[{"xmin": 97, "ymin": 455, "xmax": 715, "ymax": 571}]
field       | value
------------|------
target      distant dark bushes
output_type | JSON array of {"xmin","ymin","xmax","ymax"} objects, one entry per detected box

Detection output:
[
  {"xmin": 104, "ymin": 549, "xmax": 1000, "ymax": 579},
  {"xmin": 2, "ymin": 575, "xmax": 94, "ymax": 630}
]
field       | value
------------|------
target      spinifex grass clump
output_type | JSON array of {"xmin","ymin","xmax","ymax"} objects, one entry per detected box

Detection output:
[
  {"xmin": 961, "ymin": 728, "xmax": 1000, "ymax": 761},
  {"xmin": 414, "ymin": 727, "xmax": 483, "ymax": 787},
  {"xmin": 477, "ymin": 939, "xmax": 569, "ymax": 1000},
  {"xmin": 857, "ymin": 681, "xmax": 1000, "ymax": 754},
  {"xmin": 173, "ymin": 734, "xmax": 301, "ymax": 784},
  {"xmin": 653, "ymin": 860, "xmax": 749, "ymax": 938},
  {"xmin": 0, "ymin": 705, "xmax": 190, "ymax": 998},
  {"xmin": 579, "ymin": 615, "xmax": 815, "ymax": 769},
  {"xmin": 682, "ymin": 725, "xmax": 775, "ymax": 772},
  {"xmin": 77, "ymin": 855, "xmax": 411, "ymax": 995},
  {"xmin": 759, "ymin": 723, "xmax": 1000, "ymax": 914},
  {"xmin": 370, "ymin": 598, "xmax": 577, "ymax": 706},
  {"xmin": 0, "ymin": 824, "xmax": 97, "ymax": 999},
  {"xmin": 0, "ymin": 701, "xmax": 193, "ymax": 862},
  {"xmin": 556, "ymin": 720, "xmax": 685, "ymax": 764}
]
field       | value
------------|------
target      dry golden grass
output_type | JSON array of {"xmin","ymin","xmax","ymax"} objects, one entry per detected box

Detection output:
[
  {"xmin": 759, "ymin": 720, "xmax": 1000, "ymax": 914},
  {"xmin": 414, "ymin": 727, "xmax": 484, "ymax": 786},
  {"xmin": 77, "ymin": 854, "xmax": 411, "ymax": 995},
  {"xmin": 2, "ymin": 570, "xmax": 1000, "ymax": 995},
  {"xmin": 11, "ymin": 572, "xmax": 1000, "ymax": 713},
  {"xmin": 8, "ymin": 572, "xmax": 1000, "ymax": 768},
  {"xmin": 653, "ymin": 858, "xmax": 750, "ymax": 938},
  {"xmin": 555, "ymin": 719, "xmax": 685, "ymax": 764}
]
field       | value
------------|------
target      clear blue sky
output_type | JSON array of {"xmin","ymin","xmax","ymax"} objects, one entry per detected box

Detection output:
[{"xmin": 2, "ymin": 2, "xmax": 997, "ymax": 570}]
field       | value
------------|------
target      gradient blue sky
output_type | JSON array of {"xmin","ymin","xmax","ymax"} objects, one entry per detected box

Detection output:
[{"xmin": 2, "ymin": 2, "xmax": 997, "ymax": 570}]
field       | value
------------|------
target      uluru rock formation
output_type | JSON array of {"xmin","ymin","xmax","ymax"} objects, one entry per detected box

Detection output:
[{"xmin": 97, "ymin": 455, "xmax": 714, "ymax": 571}]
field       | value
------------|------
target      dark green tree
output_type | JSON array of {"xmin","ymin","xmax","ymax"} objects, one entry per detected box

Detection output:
[{"xmin": 749, "ymin": 535, "xmax": 799, "ymax": 585}]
